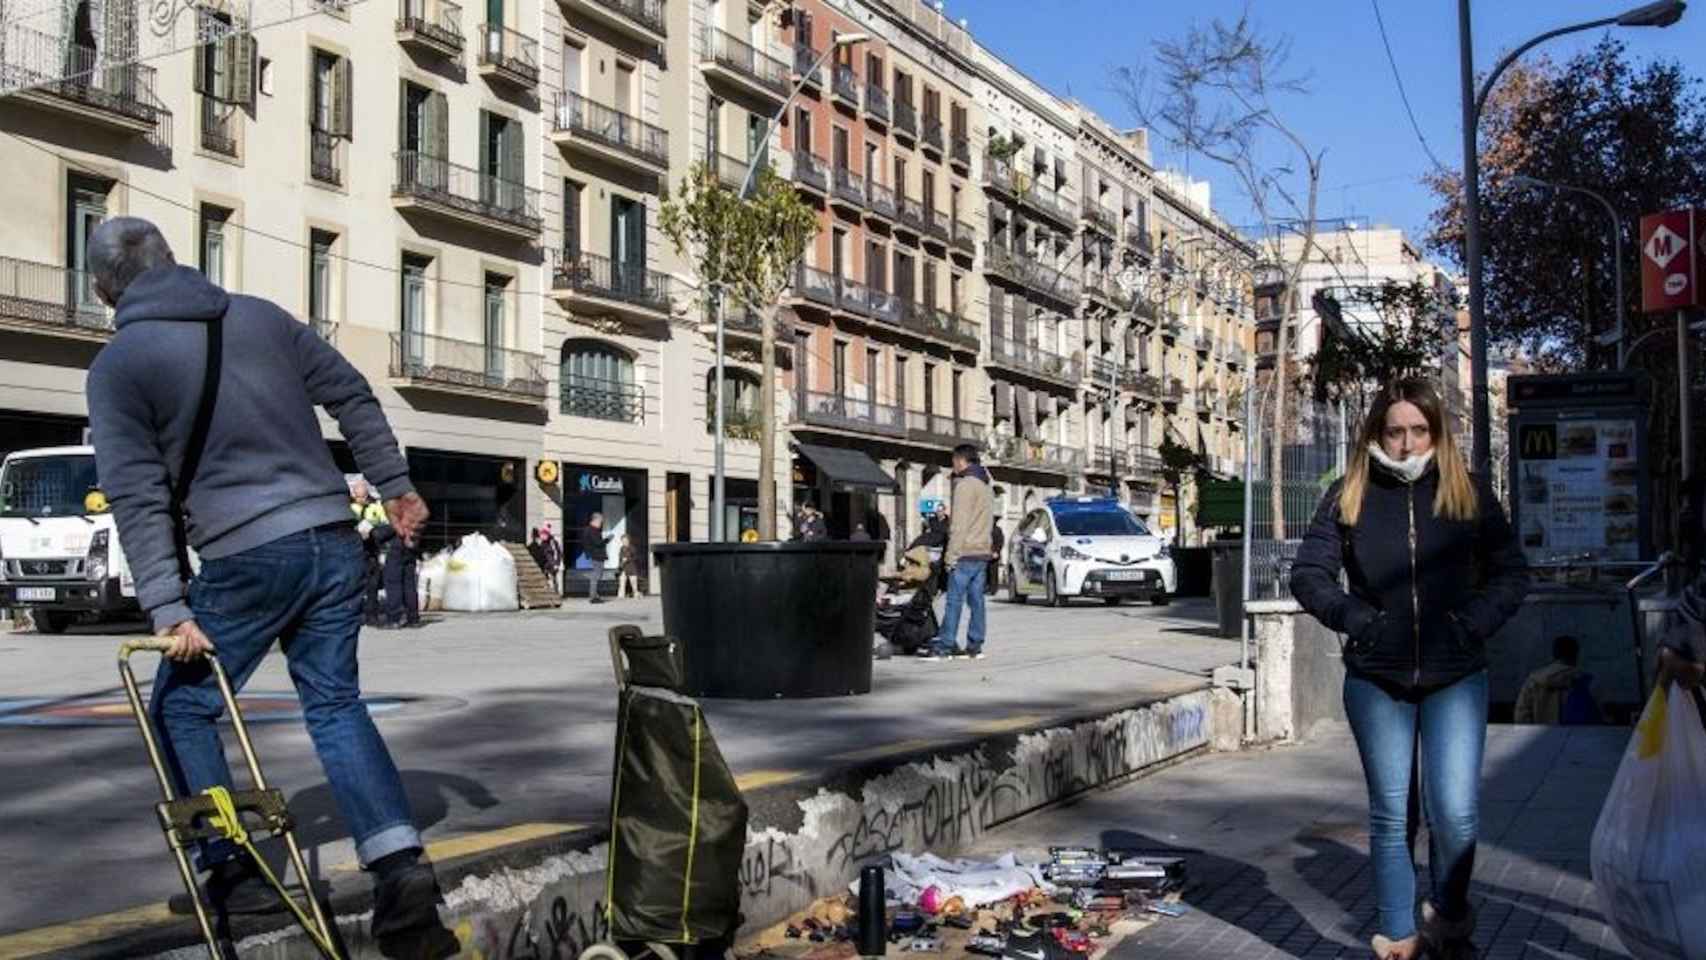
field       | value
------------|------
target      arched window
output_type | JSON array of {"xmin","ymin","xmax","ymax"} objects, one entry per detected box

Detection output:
[
  {"xmin": 561, "ymin": 339, "xmax": 642, "ymax": 423},
  {"xmin": 706, "ymin": 368, "xmax": 761, "ymax": 436}
]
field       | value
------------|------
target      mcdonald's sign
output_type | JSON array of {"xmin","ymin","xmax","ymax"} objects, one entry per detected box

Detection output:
[{"xmin": 1519, "ymin": 424, "xmax": 1557, "ymax": 460}]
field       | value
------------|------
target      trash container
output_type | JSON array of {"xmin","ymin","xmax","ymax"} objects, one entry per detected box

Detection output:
[{"xmin": 1211, "ymin": 544, "xmax": 1244, "ymax": 639}]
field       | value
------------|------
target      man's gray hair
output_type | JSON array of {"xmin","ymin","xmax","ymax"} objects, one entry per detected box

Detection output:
[{"xmin": 87, "ymin": 216, "xmax": 175, "ymax": 302}]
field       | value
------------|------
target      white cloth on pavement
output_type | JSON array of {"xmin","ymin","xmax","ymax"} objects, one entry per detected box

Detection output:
[{"xmin": 851, "ymin": 852, "xmax": 1053, "ymax": 907}]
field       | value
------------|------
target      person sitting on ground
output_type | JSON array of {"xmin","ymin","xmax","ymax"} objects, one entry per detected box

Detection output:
[{"xmin": 1515, "ymin": 635, "xmax": 1600, "ymax": 725}]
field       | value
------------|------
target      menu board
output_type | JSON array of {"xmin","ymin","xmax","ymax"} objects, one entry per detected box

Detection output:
[{"xmin": 1515, "ymin": 417, "xmax": 1641, "ymax": 562}]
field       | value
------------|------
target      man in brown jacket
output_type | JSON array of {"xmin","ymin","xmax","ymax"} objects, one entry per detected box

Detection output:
[{"xmin": 921, "ymin": 444, "xmax": 994, "ymax": 660}]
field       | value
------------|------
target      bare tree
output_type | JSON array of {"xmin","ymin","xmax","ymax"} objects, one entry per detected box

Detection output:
[{"xmin": 1115, "ymin": 12, "xmax": 1324, "ymax": 539}]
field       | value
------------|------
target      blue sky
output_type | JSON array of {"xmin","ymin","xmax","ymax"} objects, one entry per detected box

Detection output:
[{"xmin": 959, "ymin": 0, "xmax": 1706, "ymax": 253}]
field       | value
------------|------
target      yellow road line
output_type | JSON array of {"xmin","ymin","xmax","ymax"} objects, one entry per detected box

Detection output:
[
  {"xmin": 0, "ymin": 901, "xmax": 177, "ymax": 959},
  {"xmin": 828, "ymin": 737, "xmax": 945, "ymax": 763},
  {"xmin": 970, "ymin": 714, "xmax": 1047, "ymax": 734},
  {"xmin": 734, "ymin": 769, "xmax": 802, "ymax": 791}
]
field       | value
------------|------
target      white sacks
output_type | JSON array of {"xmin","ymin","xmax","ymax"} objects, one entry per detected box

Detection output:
[
  {"xmin": 437, "ymin": 533, "xmax": 519, "ymax": 613},
  {"xmin": 416, "ymin": 550, "xmax": 451, "ymax": 612},
  {"xmin": 1590, "ymin": 683, "xmax": 1706, "ymax": 960}
]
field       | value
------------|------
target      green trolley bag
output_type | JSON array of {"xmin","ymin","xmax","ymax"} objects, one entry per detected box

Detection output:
[{"xmin": 604, "ymin": 626, "xmax": 749, "ymax": 945}]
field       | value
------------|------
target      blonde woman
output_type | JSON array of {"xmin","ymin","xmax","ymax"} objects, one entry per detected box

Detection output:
[
  {"xmin": 616, "ymin": 534, "xmax": 640, "ymax": 599},
  {"xmin": 1291, "ymin": 378, "xmax": 1528, "ymax": 960}
]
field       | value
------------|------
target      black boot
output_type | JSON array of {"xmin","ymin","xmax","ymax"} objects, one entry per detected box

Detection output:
[
  {"xmin": 371, "ymin": 858, "xmax": 444, "ymax": 940},
  {"xmin": 207, "ymin": 858, "xmax": 288, "ymax": 916},
  {"xmin": 1419, "ymin": 900, "xmax": 1476, "ymax": 960}
]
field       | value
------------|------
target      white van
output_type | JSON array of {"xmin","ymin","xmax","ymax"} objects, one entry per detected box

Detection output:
[{"xmin": 0, "ymin": 446, "xmax": 138, "ymax": 632}]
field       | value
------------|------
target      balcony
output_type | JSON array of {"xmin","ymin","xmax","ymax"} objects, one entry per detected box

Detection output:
[
  {"xmin": 1129, "ymin": 447, "xmax": 1164, "ymax": 478},
  {"xmin": 392, "ymin": 151, "xmax": 542, "ymax": 239},
  {"xmin": 987, "ymin": 335, "xmax": 1080, "ymax": 388},
  {"xmin": 837, "ymin": 275, "xmax": 871, "ymax": 317},
  {"xmin": 1127, "ymin": 372, "xmax": 1162, "ymax": 402},
  {"xmin": 390, "ymin": 332, "xmax": 547, "ymax": 404},
  {"xmin": 864, "ymin": 180, "xmax": 897, "ymax": 222},
  {"xmin": 1196, "ymin": 386, "xmax": 1218, "ymax": 420},
  {"xmin": 310, "ymin": 129, "xmax": 346, "ymax": 186},
  {"xmin": 560, "ymin": 0, "xmax": 666, "ymax": 46},
  {"xmin": 1082, "ymin": 203, "xmax": 1115, "ymax": 237},
  {"xmin": 701, "ymin": 27, "xmax": 790, "ymax": 105},
  {"xmin": 922, "ymin": 207, "xmax": 951, "ymax": 245},
  {"xmin": 868, "ymin": 287, "xmax": 903, "ymax": 326},
  {"xmin": 865, "ymin": 84, "xmax": 890, "ymax": 125},
  {"xmin": 894, "ymin": 100, "xmax": 918, "ymax": 140},
  {"xmin": 1088, "ymin": 355, "xmax": 1117, "ymax": 388},
  {"xmin": 1192, "ymin": 329, "xmax": 1213, "ymax": 356},
  {"xmin": 0, "ymin": 256, "xmax": 112, "ymax": 343},
  {"xmin": 982, "ymin": 244, "xmax": 1079, "ymax": 307},
  {"xmin": 788, "ymin": 263, "xmax": 838, "ymax": 310},
  {"xmin": 985, "ymin": 433, "xmax": 1084, "ymax": 477},
  {"xmin": 1163, "ymin": 377, "xmax": 1186, "ymax": 406},
  {"xmin": 982, "ymin": 154, "xmax": 1019, "ymax": 200},
  {"xmin": 1018, "ymin": 186, "xmax": 1076, "ymax": 232},
  {"xmin": 1082, "ymin": 269, "xmax": 1117, "ymax": 309},
  {"xmin": 1159, "ymin": 318, "xmax": 1183, "ymax": 342},
  {"xmin": 831, "ymin": 166, "xmax": 865, "ymax": 213},
  {"xmin": 1125, "ymin": 225, "xmax": 1154, "ymax": 259},
  {"xmin": 710, "ymin": 151, "xmax": 748, "ymax": 189},
  {"xmin": 549, "ymin": 249, "xmax": 673, "ymax": 323},
  {"xmin": 551, "ymin": 91, "xmax": 669, "ymax": 176},
  {"xmin": 792, "ymin": 44, "xmax": 822, "ymax": 89},
  {"xmin": 983, "ymin": 242, "xmax": 1025, "ymax": 287},
  {"xmin": 562, "ymin": 376, "xmax": 645, "ymax": 423},
  {"xmin": 1131, "ymin": 296, "xmax": 1158, "ymax": 324},
  {"xmin": 795, "ymin": 390, "xmax": 906, "ymax": 439},
  {"xmin": 1225, "ymin": 344, "xmax": 1247, "ymax": 369},
  {"xmin": 717, "ymin": 302, "xmax": 796, "ymax": 360},
  {"xmin": 921, "ymin": 116, "xmax": 944, "ymax": 157},
  {"xmin": 898, "ymin": 300, "xmax": 980, "ymax": 352},
  {"xmin": 951, "ymin": 218, "xmax": 976, "ymax": 256},
  {"xmin": 906, "ymin": 410, "xmax": 982, "ymax": 448},
  {"xmin": 831, "ymin": 64, "xmax": 860, "ymax": 110},
  {"xmin": 1088, "ymin": 447, "xmax": 1128, "ymax": 479},
  {"xmin": 896, "ymin": 196, "xmax": 927, "ymax": 238},
  {"xmin": 478, "ymin": 23, "xmax": 539, "ymax": 89},
  {"xmin": 6, "ymin": 46, "xmax": 171, "ymax": 142},
  {"xmin": 396, "ymin": 0, "xmax": 464, "ymax": 59},
  {"xmin": 790, "ymin": 150, "xmax": 829, "ymax": 195},
  {"xmin": 950, "ymin": 133, "xmax": 971, "ymax": 170},
  {"xmin": 200, "ymin": 100, "xmax": 237, "ymax": 157}
]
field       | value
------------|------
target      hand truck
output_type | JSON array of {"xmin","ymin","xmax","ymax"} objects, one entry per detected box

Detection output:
[{"xmin": 118, "ymin": 637, "xmax": 343, "ymax": 960}]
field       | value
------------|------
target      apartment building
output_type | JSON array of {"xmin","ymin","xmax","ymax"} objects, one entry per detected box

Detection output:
[
  {"xmin": 777, "ymin": 0, "xmax": 982, "ymax": 551},
  {"xmin": 968, "ymin": 40, "xmax": 1086, "ymax": 530},
  {"xmin": 0, "ymin": 0, "xmax": 548, "ymax": 553}
]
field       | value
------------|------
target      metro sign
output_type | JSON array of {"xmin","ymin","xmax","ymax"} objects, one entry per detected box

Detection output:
[{"xmin": 1640, "ymin": 209, "xmax": 1701, "ymax": 312}]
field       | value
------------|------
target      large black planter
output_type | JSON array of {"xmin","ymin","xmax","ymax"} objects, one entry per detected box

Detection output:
[{"xmin": 651, "ymin": 541, "xmax": 884, "ymax": 699}]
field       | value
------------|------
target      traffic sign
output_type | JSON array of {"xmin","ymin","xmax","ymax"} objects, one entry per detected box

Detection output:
[{"xmin": 1640, "ymin": 209, "xmax": 1699, "ymax": 312}]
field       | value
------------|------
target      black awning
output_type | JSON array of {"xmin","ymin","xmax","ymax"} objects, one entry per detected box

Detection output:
[{"xmin": 794, "ymin": 443, "xmax": 899, "ymax": 492}]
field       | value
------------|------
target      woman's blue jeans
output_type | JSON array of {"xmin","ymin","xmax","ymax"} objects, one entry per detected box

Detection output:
[{"xmin": 1344, "ymin": 669, "xmax": 1488, "ymax": 940}]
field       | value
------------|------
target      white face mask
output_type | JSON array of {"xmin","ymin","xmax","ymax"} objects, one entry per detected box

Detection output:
[{"xmin": 1368, "ymin": 442, "xmax": 1435, "ymax": 484}]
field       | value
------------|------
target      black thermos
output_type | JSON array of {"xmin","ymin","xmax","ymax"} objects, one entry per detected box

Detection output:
[{"xmin": 857, "ymin": 864, "xmax": 886, "ymax": 956}]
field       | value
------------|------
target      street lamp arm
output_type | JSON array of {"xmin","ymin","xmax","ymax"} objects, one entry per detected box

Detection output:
[
  {"xmin": 1619, "ymin": 326, "xmax": 1673, "ymax": 367},
  {"xmin": 1473, "ymin": 17, "xmax": 1616, "ymax": 120},
  {"xmin": 738, "ymin": 42, "xmax": 855, "ymax": 200}
]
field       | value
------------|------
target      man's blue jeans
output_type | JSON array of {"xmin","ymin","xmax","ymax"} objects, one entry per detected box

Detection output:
[
  {"xmin": 1344, "ymin": 669, "xmax": 1488, "ymax": 940},
  {"xmin": 149, "ymin": 524, "xmax": 421, "ymax": 869},
  {"xmin": 932, "ymin": 558, "xmax": 987, "ymax": 655}
]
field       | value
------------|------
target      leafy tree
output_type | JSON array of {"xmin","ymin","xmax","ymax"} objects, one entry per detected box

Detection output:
[
  {"xmin": 1116, "ymin": 13, "xmax": 1326, "ymax": 540},
  {"xmin": 1309, "ymin": 279, "xmax": 1454, "ymax": 408},
  {"xmin": 662, "ymin": 163, "xmax": 819, "ymax": 540}
]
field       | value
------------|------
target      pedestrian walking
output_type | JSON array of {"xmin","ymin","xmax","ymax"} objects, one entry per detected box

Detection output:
[
  {"xmin": 83, "ymin": 218, "xmax": 448, "ymax": 944},
  {"xmin": 616, "ymin": 534, "xmax": 640, "ymax": 598},
  {"xmin": 375, "ymin": 522, "xmax": 421, "ymax": 629},
  {"xmin": 351, "ymin": 480, "xmax": 388, "ymax": 627},
  {"xmin": 1290, "ymin": 377, "xmax": 1528, "ymax": 960},
  {"xmin": 920, "ymin": 445, "xmax": 994, "ymax": 661},
  {"xmin": 581, "ymin": 512, "xmax": 610, "ymax": 604},
  {"xmin": 539, "ymin": 522, "xmax": 563, "ymax": 595},
  {"xmin": 985, "ymin": 518, "xmax": 1004, "ymax": 597}
]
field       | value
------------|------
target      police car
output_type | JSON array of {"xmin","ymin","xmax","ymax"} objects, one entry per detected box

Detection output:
[{"xmin": 1006, "ymin": 496, "xmax": 1174, "ymax": 606}]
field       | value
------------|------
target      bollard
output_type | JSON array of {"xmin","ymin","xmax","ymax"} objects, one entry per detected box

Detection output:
[{"xmin": 858, "ymin": 864, "xmax": 886, "ymax": 956}]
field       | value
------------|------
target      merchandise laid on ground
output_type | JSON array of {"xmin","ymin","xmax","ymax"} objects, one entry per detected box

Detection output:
[{"xmin": 739, "ymin": 849, "xmax": 1192, "ymax": 960}]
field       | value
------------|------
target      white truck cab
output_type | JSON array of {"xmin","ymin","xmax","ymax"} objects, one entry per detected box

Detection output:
[{"xmin": 0, "ymin": 446, "xmax": 139, "ymax": 632}]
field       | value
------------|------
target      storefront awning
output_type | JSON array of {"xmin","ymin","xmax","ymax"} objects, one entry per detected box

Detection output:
[{"xmin": 794, "ymin": 443, "xmax": 899, "ymax": 492}]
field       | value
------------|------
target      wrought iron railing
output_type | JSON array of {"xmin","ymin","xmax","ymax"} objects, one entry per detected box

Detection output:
[
  {"xmin": 894, "ymin": 100, "xmax": 917, "ymax": 137},
  {"xmin": 200, "ymin": 99, "xmax": 237, "ymax": 156},
  {"xmin": 791, "ymin": 150, "xmax": 828, "ymax": 191},
  {"xmin": 982, "ymin": 243, "xmax": 1079, "ymax": 304},
  {"xmin": 950, "ymin": 134, "xmax": 970, "ymax": 167},
  {"xmin": 952, "ymin": 218, "xmax": 976, "ymax": 253},
  {"xmin": 898, "ymin": 300, "xmax": 979, "ymax": 350},
  {"xmin": 792, "ymin": 44, "xmax": 821, "ymax": 84},
  {"xmin": 1125, "ymin": 225, "xmax": 1153, "ymax": 258},
  {"xmin": 837, "ymin": 274, "xmax": 870, "ymax": 316},
  {"xmin": 549, "ymin": 249, "xmax": 672, "ymax": 313},
  {"xmin": 868, "ymin": 288, "xmax": 902, "ymax": 326},
  {"xmin": 711, "ymin": 151, "xmax": 748, "ymax": 188},
  {"xmin": 8, "ymin": 45, "xmax": 170, "ymax": 139},
  {"xmin": 580, "ymin": 0, "xmax": 666, "ymax": 36},
  {"xmin": 310, "ymin": 129, "xmax": 344, "ymax": 185},
  {"xmin": 832, "ymin": 63, "xmax": 859, "ymax": 105},
  {"xmin": 702, "ymin": 27, "xmax": 790, "ymax": 98},
  {"xmin": 390, "ymin": 332, "xmax": 547, "ymax": 399},
  {"xmin": 790, "ymin": 263, "xmax": 838, "ymax": 308},
  {"xmin": 921, "ymin": 115, "xmax": 944, "ymax": 152},
  {"xmin": 864, "ymin": 83, "xmax": 889, "ymax": 122},
  {"xmin": 988, "ymin": 335, "xmax": 1079, "ymax": 384},
  {"xmin": 562, "ymin": 375, "xmax": 645, "ymax": 422},
  {"xmin": 393, "ymin": 151, "xmax": 541, "ymax": 232},
  {"xmin": 0, "ymin": 256, "xmax": 112, "ymax": 334},
  {"xmin": 1129, "ymin": 447, "xmax": 1164, "ymax": 476},
  {"xmin": 832, "ymin": 166, "xmax": 865, "ymax": 208},
  {"xmin": 898, "ymin": 196, "xmax": 927, "ymax": 234},
  {"xmin": 795, "ymin": 390, "xmax": 905, "ymax": 438},
  {"xmin": 479, "ymin": 22, "xmax": 539, "ymax": 85},
  {"xmin": 1083, "ymin": 203, "xmax": 1116, "ymax": 235},
  {"xmin": 906, "ymin": 410, "xmax": 981, "ymax": 446},
  {"xmin": 984, "ymin": 433, "xmax": 1084, "ymax": 474},
  {"xmin": 1089, "ymin": 355, "xmax": 1117, "ymax": 386},
  {"xmin": 554, "ymin": 91, "xmax": 669, "ymax": 168},
  {"xmin": 865, "ymin": 180, "xmax": 896, "ymax": 220},
  {"xmin": 1088, "ymin": 447, "xmax": 1128, "ymax": 478},
  {"xmin": 396, "ymin": 0, "xmax": 465, "ymax": 51}
]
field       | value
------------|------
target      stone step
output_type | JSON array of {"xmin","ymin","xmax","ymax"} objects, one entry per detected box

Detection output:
[{"xmin": 500, "ymin": 542, "xmax": 563, "ymax": 610}]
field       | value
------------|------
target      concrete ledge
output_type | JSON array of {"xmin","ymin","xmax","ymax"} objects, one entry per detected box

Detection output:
[{"xmin": 46, "ymin": 685, "xmax": 1238, "ymax": 959}]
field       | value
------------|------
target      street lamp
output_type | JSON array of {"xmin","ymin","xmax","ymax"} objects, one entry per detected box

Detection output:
[
  {"xmin": 1508, "ymin": 174, "xmax": 1628, "ymax": 368},
  {"xmin": 710, "ymin": 31, "xmax": 869, "ymax": 541},
  {"xmin": 1457, "ymin": 0, "xmax": 1684, "ymax": 480}
]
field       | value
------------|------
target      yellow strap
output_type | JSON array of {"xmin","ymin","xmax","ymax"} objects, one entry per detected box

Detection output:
[
  {"xmin": 200, "ymin": 787, "xmax": 343, "ymax": 959},
  {"xmin": 679, "ymin": 707, "xmax": 703, "ymax": 943}
]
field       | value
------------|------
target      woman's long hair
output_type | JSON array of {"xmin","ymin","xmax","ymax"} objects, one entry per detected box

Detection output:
[{"xmin": 1338, "ymin": 377, "xmax": 1478, "ymax": 526}]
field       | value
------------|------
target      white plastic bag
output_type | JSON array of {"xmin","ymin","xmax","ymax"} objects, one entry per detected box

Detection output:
[
  {"xmin": 417, "ymin": 550, "xmax": 450, "ymax": 612},
  {"xmin": 438, "ymin": 533, "xmax": 519, "ymax": 612},
  {"xmin": 1590, "ymin": 683, "xmax": 1706, "ymax": 960}
]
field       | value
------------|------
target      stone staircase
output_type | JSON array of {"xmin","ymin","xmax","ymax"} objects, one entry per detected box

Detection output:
[{"xmin": 501, "ymin": 542, "xmax": 563, "ymax": 610}]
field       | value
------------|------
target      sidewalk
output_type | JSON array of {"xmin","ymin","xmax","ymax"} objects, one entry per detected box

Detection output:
[{"xmin": 965, "ymin": 724, "xmax": 1630, "ymax": 960}]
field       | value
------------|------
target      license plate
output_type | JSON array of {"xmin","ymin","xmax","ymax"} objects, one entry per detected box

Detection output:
[
  {"xmin": 1106, "ymin": 570, "xmax": 1149, "ymax": 582},
  {"xmin": 16, "ymin": 587, "xmax": 56, "ymax": 601}
]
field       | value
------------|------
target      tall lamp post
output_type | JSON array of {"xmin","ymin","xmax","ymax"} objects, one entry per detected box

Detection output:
[
  {"xmin": 1457, "ymin": 0, "xmax": 1684, "ymax": 479},
  {"xmin": 1508, "ymin": 174, "xmax": 1628, "ymax": 368},
  {"xmin": 710, "ymin": 31, "xmax": 869, "ymax": 541}
]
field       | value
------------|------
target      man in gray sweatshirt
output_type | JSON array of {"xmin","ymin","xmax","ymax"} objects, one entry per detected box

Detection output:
[{"xmin": 84, "ymin": 218, "xmax": 446, "ymax": 946}]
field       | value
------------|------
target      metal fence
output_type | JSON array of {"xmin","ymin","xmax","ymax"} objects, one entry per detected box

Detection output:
[{"xmin": 1243, "ymin": 391, "xmax": 1352, "ymax": 599}]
